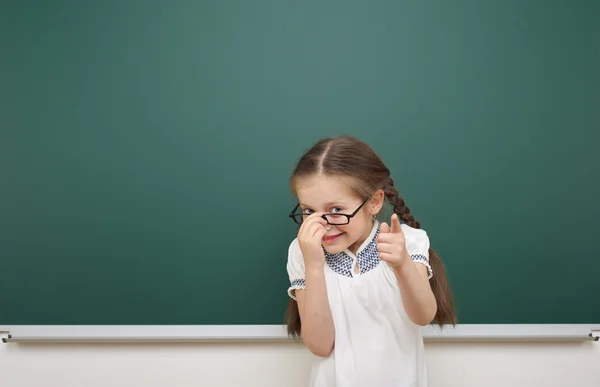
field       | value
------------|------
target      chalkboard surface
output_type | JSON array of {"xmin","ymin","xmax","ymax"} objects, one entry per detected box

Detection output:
[{"xmin": 2, "ymin": 0, "xmax": 598, "ymax": 325}]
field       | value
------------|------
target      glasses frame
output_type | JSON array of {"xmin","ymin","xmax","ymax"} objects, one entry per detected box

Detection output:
[{"xmin": 288, "ymin": 197, "xmax": 370, "ymax": 226}]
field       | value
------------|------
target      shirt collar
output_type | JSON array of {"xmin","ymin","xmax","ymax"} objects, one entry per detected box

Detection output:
[{"xmin": 324, "ymin": 220, "xmax": 380, "ymax": 260}]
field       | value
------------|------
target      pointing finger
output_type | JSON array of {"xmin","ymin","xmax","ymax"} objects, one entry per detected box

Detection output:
[{"xmin": 391, "ymin": 214, "xmax": 403, "ymax": 234}]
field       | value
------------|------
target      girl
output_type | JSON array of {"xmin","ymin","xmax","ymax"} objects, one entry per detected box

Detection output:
[{"xmin": 285, "ymin": 136, "xmax": 456, "ymax": 387}]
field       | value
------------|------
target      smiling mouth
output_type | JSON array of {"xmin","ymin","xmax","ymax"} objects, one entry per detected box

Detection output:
[{"xmin": 322, "ymin": 233, "xmax": 343, "ymax": 242}]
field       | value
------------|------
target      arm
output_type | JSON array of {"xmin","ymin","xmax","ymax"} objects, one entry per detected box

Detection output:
[
  {"xmin": 377, "ymin": 214, "xmax": 437, "ymax": 326},
  {"xmin": 392, "ymin": 260, "xmax": 437, "ymax": 326},
  {"xmin": 295, "ymin": 265, "xmax": 335, "ymax": 357},
  {"xmin": 287, "ymin": 213, "xmax": 336, "ymax": 357}
]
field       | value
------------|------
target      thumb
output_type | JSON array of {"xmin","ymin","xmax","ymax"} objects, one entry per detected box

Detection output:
[
  {"xmin": 391, "ymin": 214, "xmax": 402, "ymax": 234},
  {"xmin": 380, "ymin": 222, "xmax": 390, "ymax": 233}
]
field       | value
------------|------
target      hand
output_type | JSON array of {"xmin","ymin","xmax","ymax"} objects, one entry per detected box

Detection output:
[
  {"xmin": 297, "ymin": 213, "xmax": 330, "ymax": 268},
  {"xmin": 377, "ymin": 214, "xmax": 410, "ymax": 269}
]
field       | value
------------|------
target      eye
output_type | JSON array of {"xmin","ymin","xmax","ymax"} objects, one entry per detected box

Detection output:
[
  {"xmin": 301, "ymin": 208, "xmax": 314, "ymax": 215},
  {"xmin": 330, "ymin": 207, "xmax": 343, "ymax": 213}
]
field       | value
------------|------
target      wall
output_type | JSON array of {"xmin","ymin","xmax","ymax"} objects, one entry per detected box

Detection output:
[{"xmin": 1, "ymin": 333, "xmax": 598, "ymax": 387}]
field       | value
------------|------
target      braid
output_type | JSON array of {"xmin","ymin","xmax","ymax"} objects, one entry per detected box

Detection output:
[
  {"xmin": 383, "ymin": 177, "xmax": 457, "ymax": 326},
  {"xmin": 384, "ymin": 177, "xmax": 420, "ymax": 229}
]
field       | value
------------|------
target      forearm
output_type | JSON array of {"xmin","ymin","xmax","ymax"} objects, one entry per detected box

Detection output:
[
  {"xmin": 300, "ymin": 265, "xmax": 335, "ymax": 357},
  {"xmin": 393, "ymin": 259, "xmax": 437, "ymax": 326}
]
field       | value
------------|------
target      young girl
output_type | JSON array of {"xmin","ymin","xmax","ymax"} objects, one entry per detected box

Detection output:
[{"xmin": 285, "ymin": 136, "xmax": 456, "ymax": 387}]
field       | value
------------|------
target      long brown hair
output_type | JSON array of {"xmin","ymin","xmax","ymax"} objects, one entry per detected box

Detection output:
[{"xmin": 285, "ymin": 136, "xmax": 456, "ymax": 337}]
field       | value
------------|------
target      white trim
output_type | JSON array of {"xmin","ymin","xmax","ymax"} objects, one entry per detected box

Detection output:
[
  {"xmin": 1, "ymin": 324, "xmax": 598, "ymax": 343},
  {"xmin": 423, "ymin": 324, "xmax": 598, "ymax": 342}
]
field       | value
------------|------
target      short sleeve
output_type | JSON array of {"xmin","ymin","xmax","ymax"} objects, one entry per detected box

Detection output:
[
  {"xmin": 286, "ymin": 238, "xmax": 306, "ymax": 300},
  {"xmin": 402, "ymin": 225, "xmax": 433, "ymax": 279}
]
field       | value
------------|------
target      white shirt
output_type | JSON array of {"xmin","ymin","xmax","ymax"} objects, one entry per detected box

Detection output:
[{"xmin": 286, "ymin": 220, "xmax": 433, "ymax": 387}]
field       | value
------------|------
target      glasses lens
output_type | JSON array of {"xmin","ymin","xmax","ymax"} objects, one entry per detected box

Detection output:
[{"xmin": 324, "ymin": 214, "xmax": 348, "ymax": 225}]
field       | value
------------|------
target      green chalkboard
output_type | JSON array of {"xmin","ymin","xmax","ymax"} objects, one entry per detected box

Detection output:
[{"xmin": 2, "ymin": 0, "xmax": 599, "ymax": 325}]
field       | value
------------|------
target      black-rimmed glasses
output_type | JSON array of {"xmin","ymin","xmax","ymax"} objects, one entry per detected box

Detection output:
[{"xmin": 288, "ymin": 198, "xmax": 369, "ymax": 225}]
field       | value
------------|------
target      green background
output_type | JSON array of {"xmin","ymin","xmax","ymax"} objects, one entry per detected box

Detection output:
[{"xmin": 2, "ymin": 0, "xmax": 598, "ymax": 325}]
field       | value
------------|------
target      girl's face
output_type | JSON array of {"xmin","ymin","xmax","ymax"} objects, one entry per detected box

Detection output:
[{"xmin": 295, "ymin": 174, "xmax": 384, "ymax": 255}]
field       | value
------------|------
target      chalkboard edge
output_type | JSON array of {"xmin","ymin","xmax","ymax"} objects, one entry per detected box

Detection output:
[{"xmin": 1, "ymin": 324, "xmax": 598, "ymax": 344}]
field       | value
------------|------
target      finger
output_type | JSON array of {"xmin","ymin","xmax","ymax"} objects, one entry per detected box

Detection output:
[
  {"xmin": 307, "ymin": 221, "xmax": 326, "ymax": 238},
  {"xmin": 391, "ymin": 214, "xmax": 403, "ymax": 234},
  {"xmin": 305, "ymin": 217, "xmax": 327, "ymax": 238},
  {"xmin": 378, "ymin": 252, "xmax": 395, "ymax": 262},
  {"xmin": 299, "ymin": 212, "xmax": 326, "ymax": 233},
  {"xmin": 377, "ymin": 233, "xmax": 402, "ymax": 244},
  {"xmin": 380, "ymin": 222, "xmax": 390, "ymax": 233},
  {"xmin": 376, "ymin": 242, "xmax": 395, "ymax": 254},
  {"xmin": 304, "ymin": 212, "xmax": 326, "ymax": 224},
  {"xmin": 315, "ymin": 227, "xmax": 327, "ymax": 241},
  {"xmin": 377, "ymin": 233, "xmax": 396, "ymax": 244},
  {"xmin": 377, "ymin": 238, "xmax": 404, "ymax": 253}
]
